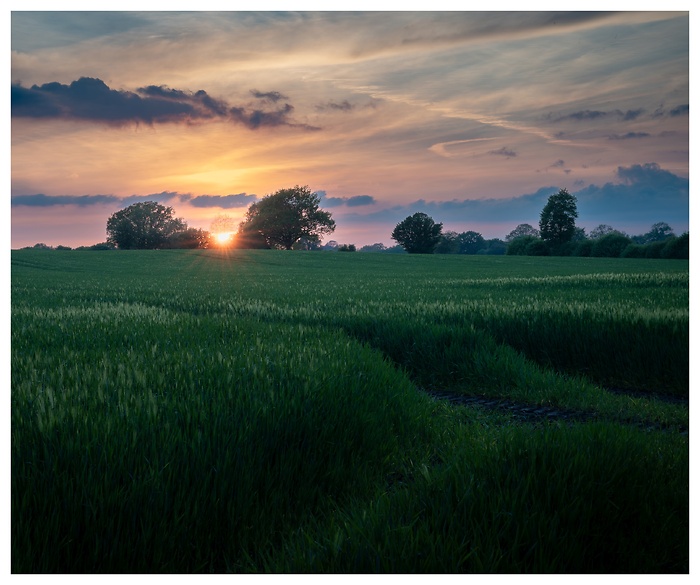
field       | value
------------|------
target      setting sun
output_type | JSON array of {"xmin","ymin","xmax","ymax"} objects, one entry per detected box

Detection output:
[{"xmin": 213, "ymin": 231, "xmax": 234, "ymax": 246}]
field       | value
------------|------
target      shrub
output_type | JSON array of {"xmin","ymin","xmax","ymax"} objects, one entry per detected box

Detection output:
[
  {"xmin": 661, "ymin": 233, "xmax": 689, "ymax": 259},
  {"xmin": 645, "ymin": 241, "xmax": 667, "ymax": 259},
  {"xmin": 621, "ymin": 244, "xmax": 645, "ymax": 258},
  {"xmin": 525, "ymin": 239, "xmax": 549, "ymax": 256},
  {"xmin": 572, "ymin": 239, "xmax": 594, "ymax": 257},
  {"xmin": 507, "ymin": 235, "xmax": 539, "ymax": 255},
  {"xmin": 591, "ymin": 233, "xmax": 632, "ymax": 258}
]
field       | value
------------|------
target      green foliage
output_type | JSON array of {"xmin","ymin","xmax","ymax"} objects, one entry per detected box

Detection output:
[
  {"xmin": 237, "ymin": 185, "xmax": 336, "ymax": 250},
  {"xmin": 661, "ymin": 233, "xmax": 689, "ymax": 259},
  {"xmin": 591, "ymin": 232, "xmax": 633, "ymax": 257},
  {"xmin": 621, "ymin": 243, "xmax": 646, "ymax": 258},
  {"xmin": 163, "ymin": 227, "xmax": 211, "ymax": 249},
  {"xmin": 11, "ymin": 250, "xmax": 688, "ymax": 572},
  {"xmin": 507, "ymin": 235, "xmax": 539, "ymax": 255},
  {"xmin": 106, "ymin": 201, "xmax": 188, "ymax": 250},
  {"xmin": 479, "ymin": 238, "xmax": 507, "ymax": 255},
  {"xmin": 391, "ymin": 212, "xmax": 443, "ymax": 254},
  {"xmin": 505, "ymin": 223, "xmax": 539, "ymax": 242},
  {"xmin": 571, "ymin": 239, "xmax": 593, "ymax": 257},
  {"xmin": 525, "ymin": 239, "xmax": 549, "ymax": 256},
  {"xmin": 539, "ymin": 188, "xmax": 578, "ymax": 248},
  {"xmin": 643, "ymin": 221, "xmax": 675, "ymax": 244}
]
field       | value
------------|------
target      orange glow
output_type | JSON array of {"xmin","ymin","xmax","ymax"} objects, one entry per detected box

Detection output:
[{"xmin": 213, "ymin": 231, "xmax": 234, "ymax": 246}]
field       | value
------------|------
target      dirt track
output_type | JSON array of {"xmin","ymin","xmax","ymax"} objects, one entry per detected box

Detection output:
[{"xmin": 425, "ymin": 388, "xmax": 688, "ymax": 435}]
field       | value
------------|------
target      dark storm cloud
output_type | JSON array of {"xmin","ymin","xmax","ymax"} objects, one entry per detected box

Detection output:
[
  {"xmin": 11, "ymin": 193, "xmax": 120, "ymax": 206},
  {"xmin": 489, "ymin": 147, "xmax": 517, "ymax": 158},
  {"xmin": 250, "ymin": 89, "xmax": 289, "ymax": 102},
  {"xmin": 11, "ymin": 77, "xmax": 318, "ymax": 130},
  {"xmin": 188, "ymin": 194, "xmax": 259, "ymax": 208},
  {"xmin": 319, "ymin": 193, "xmax": 376, "ymax": 207},
  {"xmin": 607, "ymin": 132, "xmax": 651, "ymax": 140}
]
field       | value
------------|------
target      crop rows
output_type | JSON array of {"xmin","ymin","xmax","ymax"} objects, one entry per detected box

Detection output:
[{"xmin": 11, "ymin": 249, "xmax": 689, "ymax": 572}]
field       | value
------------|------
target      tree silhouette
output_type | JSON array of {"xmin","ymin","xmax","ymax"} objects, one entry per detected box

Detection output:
[
  {"xmin": 237, "ymin": 186, "xmax": 335, "ymax": 250},
  {"xmin": 391, "ymin": 212, "xmax": 443, "ymax": 254}
]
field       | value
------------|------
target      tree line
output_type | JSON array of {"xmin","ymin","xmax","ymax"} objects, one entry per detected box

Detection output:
[{"xmin": 22, "ymin": 185, "xmax": 688, "ymax": 259}]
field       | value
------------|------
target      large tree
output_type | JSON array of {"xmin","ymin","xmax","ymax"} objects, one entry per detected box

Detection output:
[
  {"xmin": 505, "ymin": 223, "xmax": 540, "ymax": 242},
  {"xmin": 237, "ymin": 186, "xmax": 335, "ymax": 250},
  {"xmin": 391, "ymin": 212, "xmax": 443, "ymax": 254},
  {"xmin": 106, "ymin": 201, "xmax": 187, "ymax": 249},
  {"xmin": 539, "ymin": 188, "xmax": 578, "ymax": 248}
]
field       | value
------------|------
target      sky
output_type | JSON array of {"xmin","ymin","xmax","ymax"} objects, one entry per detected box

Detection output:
[{"xmin": 8, "ymin": 4, "xmax": 691, "ymax": 249}]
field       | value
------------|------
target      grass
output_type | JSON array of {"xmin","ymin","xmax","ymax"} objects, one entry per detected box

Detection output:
[{"xmin": 11, "ymin": 249, "xmax": 689, "ymax": 572}]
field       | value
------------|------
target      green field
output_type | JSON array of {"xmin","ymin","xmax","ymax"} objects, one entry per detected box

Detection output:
[{"xmin": 11, "ymin": 249, "xmax": 689, "ymax": 572}]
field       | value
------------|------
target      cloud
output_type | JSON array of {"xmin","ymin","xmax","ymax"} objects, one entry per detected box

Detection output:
[
  {"xmin": 250, "ymin": 89, "xmax": 289, "ymax": 102},
  {"xmin": 11, "ymin": 78, "xmax": 210, "ymax": 124},
  {"xmin": 11, "ymin": 193, "xmax": 119, "ymax": 206},
  {"xmin": 319, "ymin": 193, "xmax": 377, "ymax": 208},
  {"xmin": 607, "ymin": 132, "xmax": 651, "ymax": 140},
  {"xmin": 489, "ymin": 147, "xmax": 517, "ymax": 158},
  {"xmin": 669, "ymin": 104, "xmax": 689, "ymax": 117},
  {"xmin": 339, "ymin": 163, "xmax": 688, "ymax": 231},
  {"xmin": 551, "ymin": 108, "xmax": 648, "ymax": 123},
  {"xmin": 315, "ymin": 100, "xmax": 354, "ymax": 112},
  {"xmin": 12, "ymin": 191, "xmax": 181, "ymax": 207},
  {"xmin": 559, "ymin": 110, "xmax": 609, "ymax": 121},
  {"xmin": 229, "ymin": 102, "xmax": 319, "ymax": 131},
  {"xmin": 188, "ymin": 194, "xmax": 258, "ymax": 208},
  {"xmin": 121, "ymin": 192, "xmax": 181, "ymax": 206},
  {"xmin": 11, "ymin": 77, "xmax": 319, "ymax": 130},
  {"xmin": 621, "ymin": 109, "xmax": 645, "ymax": 121}
]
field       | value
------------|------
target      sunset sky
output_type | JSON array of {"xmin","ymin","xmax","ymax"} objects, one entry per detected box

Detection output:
[{"xmin": 9, "ymin": 6, "xmax": 690, "ymax": 249}]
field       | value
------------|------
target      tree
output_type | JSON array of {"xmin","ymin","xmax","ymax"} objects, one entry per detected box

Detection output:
[
  {"xmin": 359, "ymin": 243, "xmax": 387, "ymax": 253},
  {"xmin": 434, "ymin": 231, "xmax": 460, "ymax": 254},
  {"xmin": 505, "ymin": 223, "xmax": 539, "ymax": 242},
  {"xmin": 164, "ymin": 228, "xmax": 211, "ymax": 249},
  {"xmin": 106, "ymin": 201, "xmax": 187, "ymax": 249},
  {"xmin": 661, "ymin": 233, "xmax": 688, "ymax": 259},
  {"xmin": 539, "ymin": 188, "xmax": 578, "ymax": 249},
  {"xmin": 391, "ymin": 212, "xmax": 443, "ymax": 254},
  {"xmin": 589, "ymin": 224, "xmax": 619, "ymax": 239},
  {"xmin": 507, "ymin": 235, "xmax": 540, "ymax": 255},
  {"xmin": 237, "ymin": 185, "xmax": 335, "ymax": 250},
  {"xmin": 456, "ymin": 231, "xmax": 486, "ymax": 254},
  {"xmin": 642, "ymin": 222, "xmax": 675, "ymax": 244}
]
